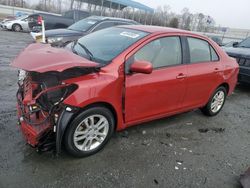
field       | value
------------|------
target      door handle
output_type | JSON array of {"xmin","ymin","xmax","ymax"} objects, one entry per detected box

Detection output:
[
  {"xmin": 214, "ymin": 68, "xmax": 220, "ymax": 73},
  {"xmin": 176, "ymin": 73, "xmax": 187, "ymax": 79}
]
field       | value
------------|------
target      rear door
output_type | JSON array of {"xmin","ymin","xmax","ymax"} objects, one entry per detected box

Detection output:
[
  {"xmin": 125, "ymin": 36, "xmax": 187, "ymax": 124},
  {"xmin": 183, "ymin": 37, "xmax": 223, "ymax": 108}
]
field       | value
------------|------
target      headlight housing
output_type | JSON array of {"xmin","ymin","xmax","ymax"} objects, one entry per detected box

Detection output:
[
  {"xmin": 18, "ymin": 69, "xmax": 26, "ymax": 85},
  {"xmin": 47, "ymin": 37, "xmax": 63, "ymax": 44}
]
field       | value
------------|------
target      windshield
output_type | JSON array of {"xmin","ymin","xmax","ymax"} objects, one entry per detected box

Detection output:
[
  {"xmin": 70, "ymin": 27, "xmax": 149, "ymax": 65},
  {"xmin": 238, "ymin": 37, "xmax": 250, "ymax": 48},
  {"xmin": 68, "ymin": 18, "xmax": 99, "ymax": 31},
  {"xmin": 17, "ymin": 15, "xmax": 28, "ymax": 20}
]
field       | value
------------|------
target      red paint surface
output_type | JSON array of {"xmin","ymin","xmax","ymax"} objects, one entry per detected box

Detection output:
[
  {"xmin": 11, "ymin": 43, "xmax": 98, "ymax": 73},
  {"xmin": 13, "ymin": 26, "xmax": 239, "ymax": 146}
]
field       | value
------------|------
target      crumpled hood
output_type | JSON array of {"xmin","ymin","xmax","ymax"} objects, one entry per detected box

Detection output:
[
  {"xmin": 45, "ymin": 28, "xmax": 84, "ymax": 38},
  {"xmin": 11, "ymin": 43, "xmax": 99, "ymax": 73},
  {"xmin": 223, "ymin": 47, "xmax": 250, "ymax": 58}
]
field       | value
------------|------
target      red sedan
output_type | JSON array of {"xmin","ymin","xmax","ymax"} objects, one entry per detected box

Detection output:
[{"xmin": 12, "ymin": 25, "xmax": 239, "ymax": 157}]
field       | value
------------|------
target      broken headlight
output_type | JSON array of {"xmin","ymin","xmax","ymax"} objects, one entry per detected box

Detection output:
[{"xmin": 18, "ymin": 69, "xmax": 26, "ymax": 85}]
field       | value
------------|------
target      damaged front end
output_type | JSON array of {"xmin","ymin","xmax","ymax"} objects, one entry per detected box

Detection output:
[{"xmin": 16, "ymin": 67, "xmax": 98, "ymax": 153}]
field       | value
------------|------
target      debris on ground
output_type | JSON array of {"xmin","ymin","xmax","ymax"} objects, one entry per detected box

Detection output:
[
  {"xmin": 180, "ymin": 148, "xmax": 187, "ymax": 151},
  {"xmin": 153, "ymin": 179, "xmax": 159, "ymax": 185},
  {"xmin": 203, "ymin": 177, "xmax": 207, "ymax": 185},
  {"xmin": 141, "ymin": 140, "xmax": 150, "ymax": 146},
  {"xmin": 120, "ymin": 131, "xmax": 129, "ymax": 138},
  {"xmin": 198, "ymin": 128, "xmax": 225, "ymax": 133},
  {"xmin": 159, "ymin": 140, "xmax": 168, "ymax": 145},
  {"xmin": 176, "ymin": 160, "xmax": 183, "ymax": 165},
  {"xmin": 142, "ymin": 130, "xmax": 146, "ymax": 135},
  {"xmin": 166, "ymin": 132, "xmax": 171, "ymax": 138}
]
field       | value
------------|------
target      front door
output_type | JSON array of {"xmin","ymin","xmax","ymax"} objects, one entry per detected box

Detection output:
[{"xmin": 125, "ymin": 36, "xmax": 187, "ymax": 124}]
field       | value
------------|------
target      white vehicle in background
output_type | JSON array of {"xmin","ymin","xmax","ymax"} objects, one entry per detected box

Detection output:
[{"xmin": 2, "ymin": 15, "xmax": 29, "ymax": 32}]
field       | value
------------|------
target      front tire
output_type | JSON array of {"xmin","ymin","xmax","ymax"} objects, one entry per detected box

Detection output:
[
  {"xmin": 201, "ymin": 86, "xmax": 227, "ymax": 116},
  {"xmin": 64, "ymin": 106, "xmax": 115, "ymax": 157},
  {"xmin": 12, "ymin": 24, "xmax": 22, "ymax": 32}
]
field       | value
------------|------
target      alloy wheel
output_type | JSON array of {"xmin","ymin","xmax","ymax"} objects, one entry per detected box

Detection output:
[
  {"xmin": 14, "ymin": 24, "xmax": 21, "ymax": 32},
  {"xmin": 210, "ymin": 90, "xmax": 225, "ymax": 113},
  {"xmin": 73, "ymin": 114, "xmax": 109, "ymax": 151}
]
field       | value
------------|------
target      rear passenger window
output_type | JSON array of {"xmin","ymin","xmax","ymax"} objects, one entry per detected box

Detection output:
[
  {"xmin": 188, "ymin": 37, "xmax": 211, "ymax": 63},
  {"xmin": 188, "ymin": 37, "xmax": 220, "ymax": 63}
]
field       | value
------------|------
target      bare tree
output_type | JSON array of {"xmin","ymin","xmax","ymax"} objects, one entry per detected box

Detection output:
[
  {"xmin": 169, "ymin": 17, "xmax": 179, "ymax": 28},
  {"xmin": 70, "ymin": 0, "xmax": 74, "ymax": 10}
]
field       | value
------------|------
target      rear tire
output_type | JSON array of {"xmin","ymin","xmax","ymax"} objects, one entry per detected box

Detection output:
[
  {"xmin": 201, "ymin": 86, "xmax": 227, "ymax": 116},
  {"xmin": 64, "ymin": 106, "xmax": 115, "ymax": 157},
  {"xmin": 12, "ymin": 24, "xmax": 22, "ymax": 32}
]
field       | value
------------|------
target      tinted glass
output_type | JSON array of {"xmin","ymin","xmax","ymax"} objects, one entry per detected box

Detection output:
[
  {"xmin": 210, "ymin": 46, "xmax": 219, "ymax": 61},
  {"xmin": 68, "ymin": 18, "xmax": 100, "ymax": 31},
  {"xmin": 63, "ymin": 11, "xmax": 73, "ymax": 19},
  {"xmin": 188, "ymin": 37, "xmax": 211, "ymax": 63},
  {"xmin": 28, "ymin": 15, "xmax": 38, "ymax": 22},
  {"xmin": 238, "ymin": 37, "xmax": 250, "ymax": 48},
  {"xmin": 93, "ymin": 22, "xmax": 116, "ymax": 32},
  {"xmin": 134, "ymin": 37, "xmax": 182, "ymax": 68},
  {"xmin": 74, "ymin": 27, "xmax": 148, "ymax": 64},
  {"xmin": 115, "ymin": 22, "xmax": 132, "ymax": 26}
]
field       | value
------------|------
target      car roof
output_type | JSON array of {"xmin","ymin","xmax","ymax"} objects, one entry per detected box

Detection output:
[
  {"xmin": 118, "ymin": 25, "xmax": 202, "ymax": 36},
  {"xmin": 88, "ymin": 16, "xmax": 138, "ymax": 24},
  {"xmin": 28, "ymin": 13, "xmax": 60, "ymax": 17}
]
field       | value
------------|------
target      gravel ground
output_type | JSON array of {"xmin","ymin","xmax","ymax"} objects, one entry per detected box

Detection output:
[{"xmin": 0, "ymin": 30, "xmax": 250, "ymax": 188}]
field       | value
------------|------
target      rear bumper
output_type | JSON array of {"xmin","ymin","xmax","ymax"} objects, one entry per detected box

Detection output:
[{"xmin": 239, "ymin": 66, "xmax": 250, "ymax": 84}]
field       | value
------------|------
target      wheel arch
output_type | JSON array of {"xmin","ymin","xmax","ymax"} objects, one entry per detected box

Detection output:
[
  {"xmin": 56, "ymin": 101, "xmax": 118, "ymax": 154},
  {"xmin": 203, "ymin": 82, "xmax": 230, "ymax": 108},
  {"xmin": 78, "ymin": 102, "xmax": 118, "ymax": 130},
  {"xmin": 12, "ymin": 23, "xmax": 22, "ymax": 31},
  {"xmin": 218, "ymin": 82, "xmax": 230, "ymax": 95}
]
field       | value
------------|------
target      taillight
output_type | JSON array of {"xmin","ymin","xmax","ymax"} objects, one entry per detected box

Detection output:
[{"xmin": 37, "ymin": 16, "xmax": 43, "ymax": 25}]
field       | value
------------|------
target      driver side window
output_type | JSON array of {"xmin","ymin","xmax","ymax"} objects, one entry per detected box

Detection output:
[{"xmin": 129, "ymin": 36, "xmax": 182, "ymax": 71}]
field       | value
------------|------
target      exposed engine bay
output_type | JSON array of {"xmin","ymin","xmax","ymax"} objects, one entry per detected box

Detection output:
[{"xmin": 16, "ymin": 67, "xmax": 99, "ymax": 152}]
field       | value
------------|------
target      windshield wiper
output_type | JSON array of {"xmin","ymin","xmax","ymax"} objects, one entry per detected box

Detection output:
[
  {"xmin": 76, "ymin": 42, "xmax": 94, "ymax": 61},
  {"xmin": 239, "ymin": 45, "xmax": 250, "ymax": 48},
  {"xmin": 71, "ymin": 41, "xmax": 79, "ymax": 55}
]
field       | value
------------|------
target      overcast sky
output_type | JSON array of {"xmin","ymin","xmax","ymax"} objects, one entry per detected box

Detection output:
[{"xmin": 138, "ymin": 0, "xmax": 249, "ymax": 29}]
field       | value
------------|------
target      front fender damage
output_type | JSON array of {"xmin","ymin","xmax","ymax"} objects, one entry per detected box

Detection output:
[{"xmin": 55, "ymin": 106, "xmax": 79, "ymax": 154}]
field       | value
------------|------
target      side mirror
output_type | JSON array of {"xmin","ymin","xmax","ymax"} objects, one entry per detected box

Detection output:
[
  {"xmin": 233, "ymin": 42, "xmax": 239, "ymax": 47},
  {"xmin": 130, "ymin": 60, "xmax": 153, "ymax": 74}
]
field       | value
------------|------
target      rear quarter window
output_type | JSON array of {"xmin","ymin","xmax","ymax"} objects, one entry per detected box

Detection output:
[{"xmin": 210, "ymin": 46, "xmax": 219, "ymax": 61}]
